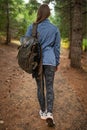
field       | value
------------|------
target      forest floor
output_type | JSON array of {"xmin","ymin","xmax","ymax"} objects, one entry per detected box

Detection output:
[{"xmin": 0, "ymin": 41, "xmax": 87, "ymax": 130}]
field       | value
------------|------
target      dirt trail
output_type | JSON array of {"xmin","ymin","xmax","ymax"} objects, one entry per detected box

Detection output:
[{"xmin": 0, "ymin": 43, "xmax": 87, "ymax": 130}]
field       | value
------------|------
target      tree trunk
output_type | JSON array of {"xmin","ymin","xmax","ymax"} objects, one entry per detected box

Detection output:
[
  {"xmin": 70, "ymin": 0, "xmax": 82, "ymax": 68},
  {"xmin": 69, "ymin": 1, "xmax": 73, "ymax": 59},
  {"xmin": 5, "ymin": 0, "xmax": 11, "ymax": 45}
]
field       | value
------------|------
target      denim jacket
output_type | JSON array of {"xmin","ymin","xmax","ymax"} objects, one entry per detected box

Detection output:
[{"xmin": 25, "ymin": 19, "xmax": 61, "ymax": 66}]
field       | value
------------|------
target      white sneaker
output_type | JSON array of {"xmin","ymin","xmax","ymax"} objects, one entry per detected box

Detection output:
[
  {"xmin": 39, "ymin": 110, "xmax": 47, "ymax": 120},
  {"xmin": 46, "ymin": 112, "xmax": 55, "ymax": 127}
]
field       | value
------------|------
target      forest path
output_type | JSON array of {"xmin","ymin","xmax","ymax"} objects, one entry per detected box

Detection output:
[{"xmin": 0, "ymin": 43, "xmax": 87, "ymax": 130}]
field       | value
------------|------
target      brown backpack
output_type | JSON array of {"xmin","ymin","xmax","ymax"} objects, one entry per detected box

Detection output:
[{"xmin": 17, "ymin": 24, "xmax": 42, "ymax": 77}]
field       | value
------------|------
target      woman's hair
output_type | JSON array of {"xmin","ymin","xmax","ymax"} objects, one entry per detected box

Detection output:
[{"xmin": 35, "ymin": 4, "xmax": 50, "ymax": 24}]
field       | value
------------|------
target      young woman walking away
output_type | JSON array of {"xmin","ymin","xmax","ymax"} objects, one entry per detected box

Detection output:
[{"xmin": 25, "ymin": 4, "xmax": 61, "ymax": 127}]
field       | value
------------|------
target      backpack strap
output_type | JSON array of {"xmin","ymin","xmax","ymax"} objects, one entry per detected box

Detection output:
[
  {"xmin": 32, "ymin": 23, "xmax": 38, "ymax": 38},
  {"xmin": 32, "ymin": 23, "xmax": 43, "ymax": 97}
]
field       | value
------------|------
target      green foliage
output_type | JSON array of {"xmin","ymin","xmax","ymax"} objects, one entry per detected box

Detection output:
[
  {"xmin": 0, "ymin": 0, "xmax": 7, "ymax": 32},
  {"xmin": 54, "ymin": 0, "xmax": 71, "ymax": 38},
  {"xmin": 26, "ymin": 0, "xmax": 40, "ymax": 15},
  {"xmin": 82, "ymin": 39, "xmax": 87, "ymax": 51},
  {"xmin": 0, "ymin": 0, "xmax": 87, "ymax": 40},
  {"xmin": 61, "ymin": 39, "xmax": 69, "ymax": 49},
  {"xmin": 0, "ymin": 0, "xmax": 40, "ymax": 39},
  {"xmin": 51, "ymin": 0, "xmax": 87, "ymax": 39},
  {"xmin": 61, "ymin": 38, "xmax": 87, "ymax": 51}
]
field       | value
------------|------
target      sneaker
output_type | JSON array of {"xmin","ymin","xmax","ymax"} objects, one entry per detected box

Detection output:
[
  {"xmin": 39, "ymin": 110, "xmax": 47, "ymax": 120},
  {"xmin": 46, "ymin": 112, "xmax": 55, "ymax": 127}
]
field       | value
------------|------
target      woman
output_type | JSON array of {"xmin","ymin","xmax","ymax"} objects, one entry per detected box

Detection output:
[{"xmin": 25, "ymin": 4, "xmax": 61, "ymax": 127}]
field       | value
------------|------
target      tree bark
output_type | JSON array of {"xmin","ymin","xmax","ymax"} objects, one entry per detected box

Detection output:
[
  {"xmin": 5, "ymin": 0, "xmax": 11, "ymax": 45},
  {"xmin": 69, "ymin": 1, "xmax": 73, "ymax": 59},
  {"xmin": 70, "ymin": 0, "xmax": 83, "ymax": 68}
]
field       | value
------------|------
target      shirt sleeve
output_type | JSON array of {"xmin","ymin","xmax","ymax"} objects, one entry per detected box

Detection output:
[
  {"xmin": 54, "ymin": 28, "xmax": 61, "ymax": 66},
  {"xmin": 25, "ymin": 24, "xmax": 32, "ymax": 37}
]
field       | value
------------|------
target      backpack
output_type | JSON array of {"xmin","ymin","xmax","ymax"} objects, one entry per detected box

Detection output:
[{"xmin": 17, "ymin": 24, "xmax": 41, "ymax": 75}]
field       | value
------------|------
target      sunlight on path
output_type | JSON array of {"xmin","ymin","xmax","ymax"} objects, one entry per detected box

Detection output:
[{"xmin": 12, "ymin": 40, "xmax": 20, "ymax": 45}]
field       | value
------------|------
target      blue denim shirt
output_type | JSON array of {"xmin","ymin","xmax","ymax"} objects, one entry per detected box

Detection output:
[{"xmin": 25, "ymin": 19, "xmax": 61, "ymax": 66}]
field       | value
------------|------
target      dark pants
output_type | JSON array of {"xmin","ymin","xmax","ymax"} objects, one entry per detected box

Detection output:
[{"xmin": 35, "ymin": 65, "xmax": 55, "ymax": 113}]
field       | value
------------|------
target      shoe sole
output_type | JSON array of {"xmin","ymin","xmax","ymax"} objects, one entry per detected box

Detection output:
[
  {"xmin": 46, "ymin": 118, "xmax": 55, "ymax": 127},
  {"xmin": 41, "ymin": 116, "xmax": 46, "ymax": 120}
]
